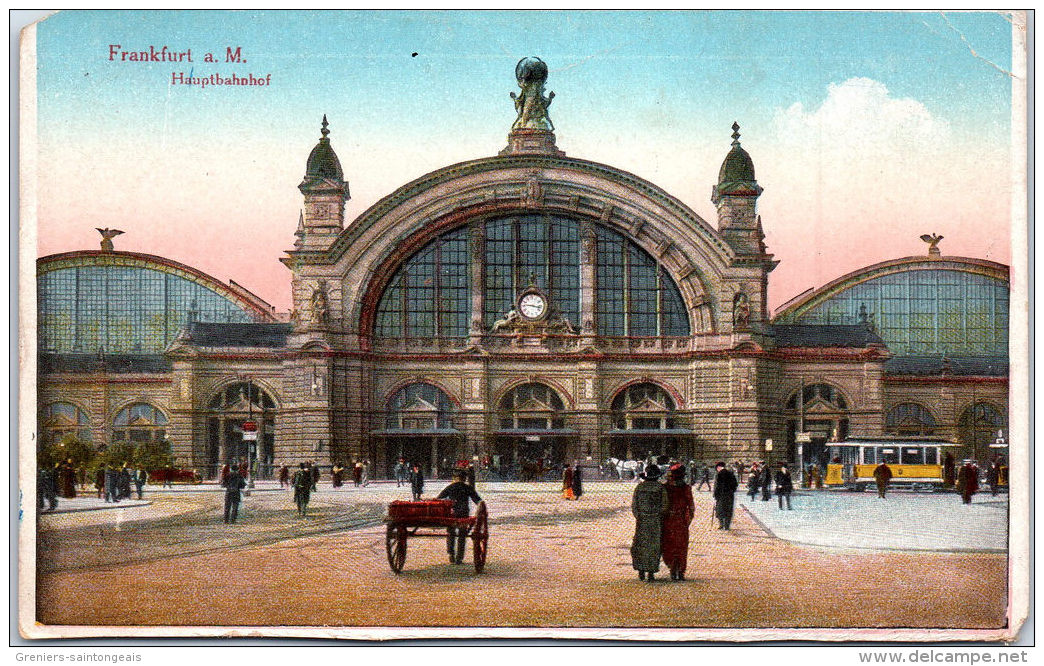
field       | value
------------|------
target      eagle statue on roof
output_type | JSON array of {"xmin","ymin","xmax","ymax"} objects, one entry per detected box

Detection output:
[
  {"xmin": 96, "ymin": 228, "xmax": 124, "ymax": 252},
  {"xmin": 919, "ymin": 233, "xmax": 943, "ymax": 257}
]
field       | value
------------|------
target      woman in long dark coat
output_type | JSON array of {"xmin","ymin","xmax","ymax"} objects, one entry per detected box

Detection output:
[
  {"xmin": 661, "ymin": 465, "xmax": 695, "ymax": 581},
  {"xmin": 59, "ymin": 460, "xmax": 77, "ymax": 498},
  {"xmin": 959, "ymin": 462, "xmax": 979, "ymax": 504},
  {"xmin": 571, "ymin": 464, "xmax": 583, "ymax": 499},
  {"xmin": 631, "ymin": 464, "xmax": 669, "ymax": 582}
]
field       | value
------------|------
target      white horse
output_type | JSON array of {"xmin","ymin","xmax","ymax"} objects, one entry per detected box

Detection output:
[{"xmin": 607, "ymin": 458, "xmax": 643, "ymax": 481}]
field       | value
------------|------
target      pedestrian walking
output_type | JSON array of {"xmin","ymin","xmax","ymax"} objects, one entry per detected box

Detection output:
[
  {"xmin": 987, "ymin": 459, "xmax": 1000, "ymax": 497},
  {"xmin": 436, "ymin": 469, "xmax": 483, "ymax": 564},
  {"xmin": 572, "ymin": 463, "xmax": 584, "ymax": 500},
  {"xmin": 959, "ymin": 462, "xmax": 979, "ymax": 504},
  {"xmin": 409, "ymin": 462, "xmax": 424, "ymax": 500},
  {"xmin": 222, "ymin": 467, "xmax": 247, "ymax": 524},
  {"xmin": 631, "ymin": 464, "xmax": 668, "ymax": 581},
  {"xmin": 695, "ymin": 463, "xmax": 712, "ymax": 492},
  {"xmin": 361, "ymin": 460, "xmax": 371, "ymax": 486},
  {"xmin": 746, "ymin": 466, "xmax": 761, "ymax": 499},
  {"xmin": 775, "ymin": 463, "xmax": 794, "ymax": 510},
  {"xmin": 38, "ymin": 465, "xmax": 58, "ymax": 512},
  {"xmin": 713, "ymin": 461, "xmax": 738, "ymax": 530},
  {"xmin": 278, "ymin": 464, "xmax": 289, "ymax": 488},
  {"xmin": 104, "ymin": 465, "xmax": 120, "ymax": 503},
  {"xmin": 134, "ymin": 468, "xmax": 147, "ymax": 499},
  {"xmin": 293, "ymin": 463, "xmax": 312, "ymax": 516},
  {"xmin": 760, "ymin": 464, "xmax": 773, "ymax": 501},
  {"xmin": 163, "ymin": 463, "xmax": 175, "ymax": 488},
  {"xmin": 809, "ymin": 464, "xmax": 823, "ymax": 490},
  {"xmin": 117, "ymin": 464, "xmax": 132, "ymax": 500},
  {"xmin": 332, "ymin": 462, "xmax": 345, "ymax": 488},
  {"xmin": 394, "ymin": 459, "xmax": 407, "ymax": 487},
  {"xmin": 662, "ymin": 465, "xmax": 694, "ymax": 581},
  {"xmin": 311, "ymin": 462, "xmax": 320, "ymax": 491},
  {"xmin": 562, "ymin": 463, "xmax": 575, "ymax": 500},
  {"xmin": 353, "ymin": 460, "xmax": 363, "ymax": 487},
  {"xmin": 94, "ymin": 466, "xmax": 105, "ymax": 499},
  {"xmin": 59, "ymin": 459, "xmax": 77, "ymax": 498},
  {"xmin": 873, "ymin": 462, "xmax": 893, "ymax": 498}
]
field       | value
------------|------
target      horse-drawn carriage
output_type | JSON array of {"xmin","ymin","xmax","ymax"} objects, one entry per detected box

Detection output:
[{"xmin": 383, "ymin": 499, "xmax": 489, "ymax": 574}]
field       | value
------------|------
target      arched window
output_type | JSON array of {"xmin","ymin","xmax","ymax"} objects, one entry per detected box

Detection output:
[
  {"xmin": 372, "ymin": 215, "xmax": 691, "ymax": 340},
  {"xmin": 885, "ymin": 403, "xmax": 937, "ymax": 436},
  {"xmin": 611, "ymin": 383, "xmax": 677, "ymax": 430},
  {"xmin": 112, "ymin": 403, "xmax": 168, "ymax": 444},
  {"xmin": 40, "ymin": 402, "xmax": 91, "ymax": 447},
  {"xmin": 385, "ymin": 383, "xmax": 454, "ymax": 431},
  {"xmin": 596, "ymin": 225, "xmax": 689, "ymax": 336},
  {"xmin": 484, "ymin": 215, "xmax": 581, "ymax": 330},
  {"xmin": 498, "ymin": 383, "xmax": 566, "ymax": 431},
  {"xmin": 786, "ymin": 383, "xmax": 848, "ymax": 411},
  {"xmin": 375, "ymin": 228, "xmax": 470, "ymax": 339}
]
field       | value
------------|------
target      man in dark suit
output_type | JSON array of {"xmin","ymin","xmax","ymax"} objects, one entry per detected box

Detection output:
[
  {"xmin": 713, "ymin": 461, "xmax": 738, "ymax": 530},
  {"xmin": 436, "ymin": 470, "xmax": 483, "ymax": 563},
  {"xmin": 223, "ymin": 467, "xmax": 247, "ymax": 524}
]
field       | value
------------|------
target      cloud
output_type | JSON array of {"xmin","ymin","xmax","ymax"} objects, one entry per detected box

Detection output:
[
  {"xmin": 757, "ymin": 77, "xmax": 1010, "ymax": 305},
  {"xmin": 772, "ymin": 77, "xmax": 951, "ymax": 165}
]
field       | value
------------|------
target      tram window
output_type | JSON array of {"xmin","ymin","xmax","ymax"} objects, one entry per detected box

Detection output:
[
  {"xmin": 878, "ymin": 448, "xmax": 899, "ymax": 464},
  {"xmin": 901, "ymin": 448, "xmax": 924, "ymax": 465},
  {"xmin": 862, "ymin": 447, "xmax": 876, "ymax": 464},
  {"xmin": 925, "ymin": 448, "xmax": 938, "ymax": 465}
]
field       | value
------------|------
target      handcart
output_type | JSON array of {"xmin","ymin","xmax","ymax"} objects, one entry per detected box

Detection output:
[{"xmin": 383, "ymin": 499, "xmax": 489, "ymax": 574}]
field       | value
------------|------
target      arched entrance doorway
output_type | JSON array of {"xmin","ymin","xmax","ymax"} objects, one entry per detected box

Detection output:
[
  {"xmin": 373, "ymin": 383, "xmax": 459, "ymax": 479},
  {"xmin": 493, "ymin": 382, "xmax": 572, "ymax": 480},
  {"xmin": 206, "ymin": 382, "xmax": 277, "ymax": 479},
  {"xmin": 784, "ymin": 383, "xmax": 850, "ymax": 471},
  {"xmin": 958, "ymin": 402, "xmax": 1005, "ymax": 462},
  {"xmin": 608, "ymin": 383, "xmax": 691, "ymax": 465}
]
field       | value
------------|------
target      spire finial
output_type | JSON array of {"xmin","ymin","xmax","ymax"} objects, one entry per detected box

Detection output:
[
  {"xmin": 731, "ymin": 121, "xmax": 741, "ymax": 146},
  {"xmin": 320, "ymin": 114, "xmax": 330, "ymax": 139}
]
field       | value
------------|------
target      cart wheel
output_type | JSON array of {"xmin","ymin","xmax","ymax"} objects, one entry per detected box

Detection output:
[
  {"xmin": 472, "ymin": 501, "xmax": 489, "ymax": 573},
  {"xmin": 386, "ymin": 524, "xmax": 407, "ymax": 574}
]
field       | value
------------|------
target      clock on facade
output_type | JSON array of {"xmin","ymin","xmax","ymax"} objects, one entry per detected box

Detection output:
[{"xmin": 518, "ymin": 292, "xmax": 548, "ymax": 321}]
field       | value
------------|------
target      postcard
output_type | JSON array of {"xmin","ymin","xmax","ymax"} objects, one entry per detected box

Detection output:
[{"xmin": 18, "ymin": 10, "xmax": 1029, "ymax": 642}]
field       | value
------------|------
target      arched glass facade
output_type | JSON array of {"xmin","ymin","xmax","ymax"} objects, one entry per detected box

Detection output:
[
  {"xmin": 485, "ymin": 216, "xmax": 580, "ymax": 329},
  {"xmin": 38, "ymin": 265, "xmax": 260, "ymax": 354},
  {"xmin": 784, "ymin": 269, "xmax": 1008, "ymax": 357},
  {"xmin": 375, "ymin": 228, "xmax": 470, "ymax": 339},
  {"xmin": 373, "ymin": 215, "xmax": 690, "ymax": 339},
  {"xmin": 596, "ymin": 226, "xmax": 688, "ymax": 336}
]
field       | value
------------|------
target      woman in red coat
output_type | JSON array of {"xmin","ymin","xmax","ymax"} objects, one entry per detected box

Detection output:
[{"xmin": 661, "ymin": 464, "xmax": 695, "ymax": 581}]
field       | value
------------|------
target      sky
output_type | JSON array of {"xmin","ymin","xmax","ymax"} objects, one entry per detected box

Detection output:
[{"xmin": 28, "ymin": 10, "xmax": 1019, "ymax": 312}]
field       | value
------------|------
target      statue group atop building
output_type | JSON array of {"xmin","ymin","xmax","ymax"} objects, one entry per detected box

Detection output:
[{"xmin": 510, "ymin": 57, "xmax": 555, "ymax": 132}]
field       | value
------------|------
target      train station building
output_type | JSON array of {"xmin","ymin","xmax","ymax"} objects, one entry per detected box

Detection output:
[{"xmin": 35, "ymin": 61, "xmax": 1010, "ymax": 479}]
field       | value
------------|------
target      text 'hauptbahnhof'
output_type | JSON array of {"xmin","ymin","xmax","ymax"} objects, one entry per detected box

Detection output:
[{"xmin": 37, "ymin": 58, "xmax": 1009, "ymax": 480}]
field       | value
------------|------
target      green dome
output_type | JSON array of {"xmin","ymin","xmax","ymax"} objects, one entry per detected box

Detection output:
[
  {"xmin": 712, "ymin": 122, "xmax": 762, "ymax": 202},
  {"xmin": 717, "ymin": 143, "xmax": 756, "ymax": 185},
  {"xmin": 304, "ymin": 115, "xmax": 343, "ymax": 181}
]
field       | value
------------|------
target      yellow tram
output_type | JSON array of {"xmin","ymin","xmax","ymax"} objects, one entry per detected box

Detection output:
[{"xmin": 823, "ymin": 437, "xmax": 958, "ymax": 492}]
